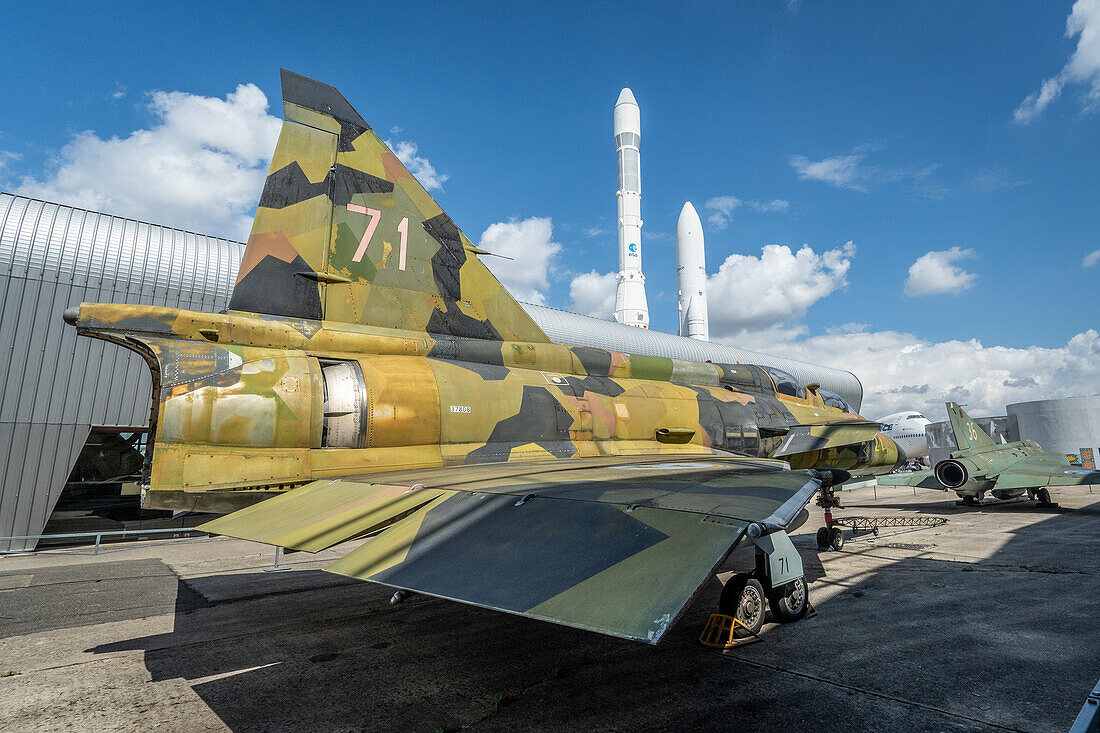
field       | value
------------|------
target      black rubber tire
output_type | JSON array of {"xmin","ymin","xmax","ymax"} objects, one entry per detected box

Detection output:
[
  {"xmin": 829, "ymin": 527, "xmax": 845, "ymax": 551},
  {"xmin": 1037, "ymin": 488, "xmax": 1052, "ymax": 505},
  {"xmin": 767, "ymin": 576, "xmax": 808, "ymax": 623},
  {"xmin": 816, "ymin": 526, "xmax": 830, "ymax": 549},
  {"xmin": 719, "ymin": 574, "xmax": 767, "ymax": 637}
]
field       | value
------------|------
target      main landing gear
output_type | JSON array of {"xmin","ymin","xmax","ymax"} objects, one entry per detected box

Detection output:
[
  {"xmin": 1032, "ymin": 487, "xmax": 1057, "ymax": 508},
  {"xmin": 715, "ymin": 525, "xmax": 810, "ymax": 639}
]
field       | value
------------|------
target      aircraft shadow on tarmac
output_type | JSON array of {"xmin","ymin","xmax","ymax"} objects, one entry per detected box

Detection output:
[{"xmin": 87, "ymin": 496, "xmax": 1100, "ymax": 733}]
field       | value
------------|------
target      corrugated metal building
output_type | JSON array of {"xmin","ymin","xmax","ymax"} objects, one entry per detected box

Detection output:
[
  {"xmin": 0, "ymin": 194, "xmax": 242, "ymax": 550},
  {"xmin": 1007, "ymin": 396, "xmax": 1100, "ymax": 462},
  {"xmin": 0, "ymin": 193, "xmax": 864, "ymax": 550}
]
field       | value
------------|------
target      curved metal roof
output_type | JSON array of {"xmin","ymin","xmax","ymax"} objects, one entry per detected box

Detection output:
[
  {"xmin": 0, "ymin": 193, "xmax": 242, "ymax": 549},
  {"xmin": 522, "ymin": 303, "xmax": 863, "ymax": 411}
]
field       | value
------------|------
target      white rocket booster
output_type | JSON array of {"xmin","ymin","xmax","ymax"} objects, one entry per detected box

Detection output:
[
  {"xmin": 613, "ymin": 88, "xmax": 649, "ymax": 329},
  {"xmin": 676, "ymin": 201, "xmax": 709, "ymax": 341}
]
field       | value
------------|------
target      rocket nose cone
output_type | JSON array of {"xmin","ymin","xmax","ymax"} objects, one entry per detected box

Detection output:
[
  {"xmin": 616, "ymin": 88, "xmax": 637, "ymax": 107},
  {"xmin": 677, "ymin": 201, "xmax": 703, "ymax": 237}
]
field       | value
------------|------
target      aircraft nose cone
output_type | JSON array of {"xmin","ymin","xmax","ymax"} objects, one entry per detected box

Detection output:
[{"xmin": 63, "ymin": 306, "xmax": 80, "ymax": 325}]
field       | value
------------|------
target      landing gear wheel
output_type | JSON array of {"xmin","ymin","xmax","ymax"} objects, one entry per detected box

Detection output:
[
  {"xmin": 816, "ymin": 526, "xmax": 830, "ymax": 549},
  {"xmin": 719, "ymin": 574, "xmax": 766, "ymax": 637},
  {"xmin": 1036, "ymin": 488, "xmax": 1052, "ymax": 506},
  {"xmin": 829, "ymin": 527, "xmax": 845, "ymax": 551},
  {"xmin": 767, "ymin": 576, "xmax": 808, "ymax": 623}
]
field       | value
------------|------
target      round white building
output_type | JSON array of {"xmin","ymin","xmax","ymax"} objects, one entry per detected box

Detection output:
[{"xmin": 1007, "ymin": 395, "xmax": 1100, "ymax": 463}]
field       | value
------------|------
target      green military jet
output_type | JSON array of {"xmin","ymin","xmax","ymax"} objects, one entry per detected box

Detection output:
[{"xmin": 879, "ymin": 402, "xmax": 1100, "ymax": 505}]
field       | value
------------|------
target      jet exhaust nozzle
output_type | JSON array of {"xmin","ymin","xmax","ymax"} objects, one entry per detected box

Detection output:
[{"xmin": 934, "ymin": 459, "xmax": 969, "ymax": 489}]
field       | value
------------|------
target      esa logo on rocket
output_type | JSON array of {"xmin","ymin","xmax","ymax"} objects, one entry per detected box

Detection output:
[{"xmin": 628, "ymin": 243, "xmax": 638, "ymax": 256}]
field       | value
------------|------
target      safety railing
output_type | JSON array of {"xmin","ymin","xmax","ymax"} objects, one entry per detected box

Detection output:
[{"xmin": 0, "ymin": 527, "xmax": 210, "ymax": 556}]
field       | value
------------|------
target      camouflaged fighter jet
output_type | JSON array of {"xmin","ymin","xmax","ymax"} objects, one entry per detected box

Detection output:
[
  {"xmin": 63, "ymin": 70, "xmax": 903, "ymax": 643},
  {"xmin": 879, "ymin": 402, "xmax": 1100, "ymax": 506}
]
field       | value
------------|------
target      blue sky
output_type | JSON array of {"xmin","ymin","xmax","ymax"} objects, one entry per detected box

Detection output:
[{"xmin": 1, "ymin": 1, "xmax": 1098, "ymax": 418}]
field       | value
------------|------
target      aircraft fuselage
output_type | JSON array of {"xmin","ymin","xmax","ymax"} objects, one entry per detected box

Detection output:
[{"xmin": 67, "ymin": 302, "xmax": 901, "ymax": 514}]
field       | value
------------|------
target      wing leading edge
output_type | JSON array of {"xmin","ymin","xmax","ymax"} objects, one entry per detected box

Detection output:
[{"xmin": 199, "ymin": 455, "xmax": 822, "ymax": 643}]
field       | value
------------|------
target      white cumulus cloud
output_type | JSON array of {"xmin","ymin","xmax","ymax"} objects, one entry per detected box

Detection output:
[
  {"xmin": 15, "ymin": 83, "xmax": 283, "ymax": 241},
  {"xmin": 705, "ymin": 196, "xmax": 741, "ymax": 229},
  {"xmin": 478, "ymin": 217, "xmax": 561, "ymax": 305},
  {"xmin": 0, "ymin": 150, "xmax": 19, "ymax": 173},
  {"xmin": 750, "ymin": 198, "xmax": 790, "ymax": 213},
  {"xmin": 707, "ymin": 241, "xmax": 856, "ymax": 334},
  {"xmin": 704, "ymin": 195, "xmax": 789, "ymax": 229},
  {"xmin": 1015, "ymin": 0, "xmax": 1100, "ymax": 123},
  {"xmin": 569, "ymin": 270, "xmax": 618, "ymax": 319},
  {"xmin": 389, "ymin": 140, "xmax": 448, "ymax": 191},
  {"xmin": 789, "ymin": 153, "xmax": 869, "ymax": 191},
  {"xmin": 726, "ymin": 326, "xmax": 1100, "ymax": 422},
  {"xmin": 1083, "ymin": 249, "xmax": 1100, "ymax": 267},
  {"xmin": 904, "ymin": 247, "xmax": 978, "ymax": 296},
  {"xmin": 790, "ymin": 147, "xmax": 939, "ymax": 194}
]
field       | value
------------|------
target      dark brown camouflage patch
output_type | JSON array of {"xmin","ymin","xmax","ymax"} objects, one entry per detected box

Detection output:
[{"xmin": 235, "ymin": 231, "xmax": 301, "ymax": 284}]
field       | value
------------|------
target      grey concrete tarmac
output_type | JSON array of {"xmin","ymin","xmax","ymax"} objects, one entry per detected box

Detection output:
[{"xmin": 0, "ymin": 482, "xmax": 1097, "ymax": 732}]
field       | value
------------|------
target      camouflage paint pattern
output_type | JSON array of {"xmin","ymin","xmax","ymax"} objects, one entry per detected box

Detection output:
[
  {"xmin": 229, "ymin": 70, "xmax": 547, "ymax": 344},
  {"xmin": 201, "ymin": 454, "xmax": 819, "ymax": 643},
  {"xmin": 71, "ymin": 300, "xmax": 898, "ymax": 512},
  {"xmin": 65, "ymin": 69, "xmax": 891, "ymax": 644}
]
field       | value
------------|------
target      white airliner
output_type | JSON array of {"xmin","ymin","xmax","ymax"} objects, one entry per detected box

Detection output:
[{"xmin": 878, "ymin": 411, "xmax": 931, "ymax": 461}]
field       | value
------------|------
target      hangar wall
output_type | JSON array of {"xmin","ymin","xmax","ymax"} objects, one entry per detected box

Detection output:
[
  {"xmin": 1007, "ymin": 396, "xmax": 1100, "ymax": 462},
  {"xmin": 0, "ymin": 193, "xmax": 863, "ymax": 550},
  {"xmin": 926, "ymin": 415, "xmax": 1019, "ymax": 468},
  {"xmin": 0, "ymin": 194, "xmax": 241, "ymax": 550}
]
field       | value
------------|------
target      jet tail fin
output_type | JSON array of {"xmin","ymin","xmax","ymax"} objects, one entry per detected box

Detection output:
[
  {"xmin": 946, "ymin": 401, "xmax": 997, "ymax": 452},
  {"xmin": 229, "ymin": 69, "xmax": 549, "ymax": 343}
]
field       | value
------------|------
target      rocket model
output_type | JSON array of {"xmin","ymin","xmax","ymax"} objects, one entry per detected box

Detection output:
[
  {"xmin": 676, "ymin": 201, "xmax": 709, "ymax": 341},
  {"xmin": 613, "ymin": 88, "xmax": 649, "ymax": 328}
]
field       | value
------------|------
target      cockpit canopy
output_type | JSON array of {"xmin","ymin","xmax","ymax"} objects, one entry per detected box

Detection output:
[
  {"xmin": 716, "ymin": 363, "xmax": 772, "ymax": 392},
  {"xmin": 715, "ymin": 363, "xmax": 852, "ymax": 412},
  {"xmin": 761, "ymin": 366, "xmax": 806, "ymax": 399},
  {"xmin": 818, "ymin": 388, "xmax": 852, "ymax": 413}
]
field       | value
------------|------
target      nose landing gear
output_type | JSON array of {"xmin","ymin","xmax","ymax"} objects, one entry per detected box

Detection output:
[{"xmin": 815, "ymin": 482, "xmax": 846, "ymax": 550}]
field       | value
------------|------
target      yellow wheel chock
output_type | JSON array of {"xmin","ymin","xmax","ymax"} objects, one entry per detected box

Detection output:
[{"xmin": 698, "ymin": 613, "xmax": 762, "ymax": 649}]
